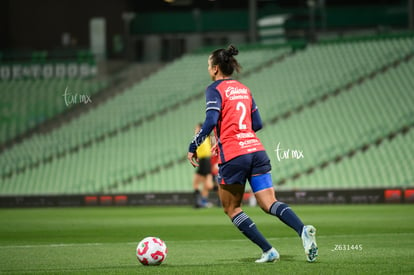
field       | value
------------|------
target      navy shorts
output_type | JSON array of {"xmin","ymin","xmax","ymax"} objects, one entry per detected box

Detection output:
[{"xmin": 217, "ymin": 151, "xmax": 271, "ymax": 187}]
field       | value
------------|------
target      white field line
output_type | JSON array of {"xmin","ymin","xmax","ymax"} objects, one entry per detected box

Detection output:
[{"xmin": 0, "ymin": 232, "xmax": 412, "ymax": 249}]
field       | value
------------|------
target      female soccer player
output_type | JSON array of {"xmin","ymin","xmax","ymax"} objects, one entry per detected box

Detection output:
[{"xmin": 187, "ymin": 45, "xmax": 318, "ymax": 263}]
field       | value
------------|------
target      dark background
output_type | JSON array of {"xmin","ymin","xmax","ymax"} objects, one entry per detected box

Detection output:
[{"xmin": 0, "ymin": 0, "xmax": 409, "ymax": 56}]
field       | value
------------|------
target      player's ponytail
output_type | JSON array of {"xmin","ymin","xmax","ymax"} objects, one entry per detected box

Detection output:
[
  {"xmin": 210, "ymin": 44, "xmax": 242, "ymax": 76},
  {"xmin": 224, "ymin": 45, "xmax": 239, "ymax": 59}
]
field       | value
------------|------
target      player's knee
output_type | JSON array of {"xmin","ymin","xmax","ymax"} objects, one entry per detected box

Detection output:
[
  {"xmin": 257, "ymin": 201, "xmax": 272, "ymax": 214},
  {"xmin": 222, "ymin": 207, "xmax": 230, "ymax": 216},
  {"xmin": 222, "ymin": 205, "xmax": 233, "ymax": 217},
  {"xmin": 222, "ymin": 205, "xmax": 241, "ymax": 219},
  {"xmin": 255, "ymin": 195, "xmax": 277, "ymax": 214},
  {"xmin": 260, "ymin": 205, "xmax": 269, "ymax": 213}
]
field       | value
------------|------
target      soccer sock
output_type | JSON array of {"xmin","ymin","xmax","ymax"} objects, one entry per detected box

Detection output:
[
  {"xmin": 269, "ymin": 201, "xmax": 304, "ymax": 236},
  {"xmin": 193, "ymin": 190, "xmax": 201, "ymax": 206},
  {"xmin": 232, "ymin": 211, "xmax": 272, "ymax": 252}
]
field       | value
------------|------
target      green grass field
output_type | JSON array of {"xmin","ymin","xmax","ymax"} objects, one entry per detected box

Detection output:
[{"xmin": 0, "ymin": 204, "xmax": 413, "ymax": 274}]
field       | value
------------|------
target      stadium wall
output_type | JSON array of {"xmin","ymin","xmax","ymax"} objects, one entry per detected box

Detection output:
[{"xmin": 0, "ymin": 188, "xmax": 413, "ymax": 208}]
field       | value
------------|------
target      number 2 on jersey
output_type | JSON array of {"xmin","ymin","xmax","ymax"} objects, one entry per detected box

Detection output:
[{"xmin": 236, "ymin": 101, "xmax": 247, "ymax": 130}]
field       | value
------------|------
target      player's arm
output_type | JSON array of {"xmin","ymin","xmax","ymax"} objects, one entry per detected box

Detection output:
[
  {"xmin": 188, "ymin": 88, "xmax": 222, "ymax": 167},
  {"xmin": 251, "ymin": 98, "xmax": 263, "ymax": 132},
  {"xmin": 188, "ymin": 110, "xmax": 220, "ymax": 167}
]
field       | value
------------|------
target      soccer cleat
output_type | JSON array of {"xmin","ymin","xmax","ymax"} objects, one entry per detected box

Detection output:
[
  {"xmin": 255, "ymin": 247, "xmax": 280, "ymax": 263},
  {"xmin": 301, "ymin": 225, "xmax": 318, "ymax": 262}
]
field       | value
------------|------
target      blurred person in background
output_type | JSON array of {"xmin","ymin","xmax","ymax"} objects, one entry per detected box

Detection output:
[
  {"xmin": 192, "ymin": 123, "xmax": 214, "ymax": 208},
  {"xmin": 210, "ymin": 135, "xmax": 220, "ymax": 206}
]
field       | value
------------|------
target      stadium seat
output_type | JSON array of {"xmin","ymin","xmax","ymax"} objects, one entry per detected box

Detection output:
[{"xmin": 0, "ymin": 35, "xmax": 413, "ymax": 195}]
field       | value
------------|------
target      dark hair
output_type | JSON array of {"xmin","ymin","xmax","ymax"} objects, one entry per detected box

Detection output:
[{"xmin": 210, "ymin": 44, "xmax": 242, "ymax": 76}]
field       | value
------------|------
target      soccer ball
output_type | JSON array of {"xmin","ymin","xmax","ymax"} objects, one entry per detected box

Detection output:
[{"xmin": 136, "ymin": 237, "xmax": 168, "ymax": 266}]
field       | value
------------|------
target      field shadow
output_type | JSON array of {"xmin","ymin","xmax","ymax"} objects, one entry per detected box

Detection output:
[
  {"xmin": 278, "ymin": 254, "xmax": 296, "ymax": 262},
  {"xmin": 237, "ymin": 254, "xmax": 296, "ymax": 263},
  {"xmin": 193, "ymin": 253, "xmax": 304, "ymax": 264}
]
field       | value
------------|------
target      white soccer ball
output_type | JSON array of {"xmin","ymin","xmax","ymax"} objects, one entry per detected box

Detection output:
[{"xmin": 136, "ymin": 236, "xmax": 168, "ymax": 266}]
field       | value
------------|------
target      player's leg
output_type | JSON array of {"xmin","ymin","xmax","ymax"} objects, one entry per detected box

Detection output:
[
  {"xmin": 218, "ymin": 183, "xmax": 278, "ymax": 262},
  {"xmin": 250, "ymin": 152, "xmax": 305, "ymax": 236},
  {"xmin": 199, "ymin": 174, "xmax": 213, "ymax": 207},
  {"xmin": 205, "ymin": 173, "xmax": 214, "ymax": 191},
  {"xmin": 193, "ymin": 173, "xmax": 203, "ymax": 208},
  {"xmin": 197, "ymin": 159, "xmax": 213, "ymax": 207},
  {"xmin": 251, "ymin": 173, "xmax": 318, "ymax": 262},
  {"xmin": 250, "ymin": 151, "xmax": 318, "ymax": 262},
  {"xmin": 218, "ymin": 153, "xmax": 279, "ymax": 262},
  {"xmin": 218, "ymin": 182, "xmax": 243, "ymax": 217},
  {"xmin": 201, "ymin": 173, "xmax": 213, "ymax": 197},
  {"xmin": 192, "ymin": 173, "xmax": 200, "ymax": 191},
  {"xmin": 252, "ymin": 178, "xmax": 304, "ymax": 237}
]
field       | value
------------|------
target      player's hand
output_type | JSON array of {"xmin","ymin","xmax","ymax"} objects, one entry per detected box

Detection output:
[
  {"xmin": 187, "ymin": 152, "xmax": 199, "ymax": 167},
  {"xmin": 211, "ymin": 143, "xmax": 218, "ymax": 156}
]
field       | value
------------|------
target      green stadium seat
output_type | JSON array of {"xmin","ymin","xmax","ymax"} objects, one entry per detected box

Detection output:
[{"xmin": 1, "ymin": 35, "xmax": 413, "ymax": 195}]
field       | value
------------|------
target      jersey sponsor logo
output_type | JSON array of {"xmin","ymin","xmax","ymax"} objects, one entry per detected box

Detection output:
[
  {"xmin": 224, "ymin": 86, "xmax": 249, "ymax": 100},
  {"xmin": 236, "ymin": 133, "xmax": 255, "ymax": 139},
  {"xmin": 239, "ymin": 139, "xmax": 260, "ymax": 148}
]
